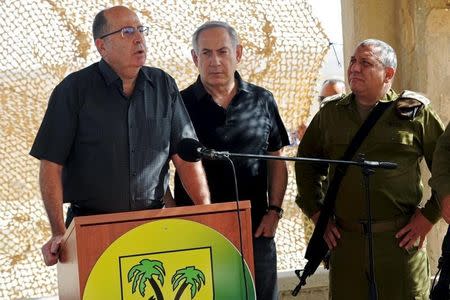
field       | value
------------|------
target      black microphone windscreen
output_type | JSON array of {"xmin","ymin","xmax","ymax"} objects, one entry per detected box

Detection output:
[
  {"xmin": 379, "ymin": 162, "xmax": 397, "ymax": 169},
  {"xmin": 177, "ymin": 138, "xmax": 202, "ymax": 162}
]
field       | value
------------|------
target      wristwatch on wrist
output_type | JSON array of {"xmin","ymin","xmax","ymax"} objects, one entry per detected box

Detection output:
[{"xmin": 267, "ymin": 205, "xmax": 283, "ymax": 219}]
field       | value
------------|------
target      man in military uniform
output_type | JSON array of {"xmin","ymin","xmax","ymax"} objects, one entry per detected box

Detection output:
[
  {"xmin": 295, "ymin": 39, "xmax": 444, "ymax": 299},
  {"xmin": 431, "ymin": 124, "xmax": 450, "ymax": 223}
]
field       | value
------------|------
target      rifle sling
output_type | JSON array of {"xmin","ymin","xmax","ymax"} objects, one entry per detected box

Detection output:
[{"xmin": 305, "ymin": 100, "xmax": 394, "ymax": 262}]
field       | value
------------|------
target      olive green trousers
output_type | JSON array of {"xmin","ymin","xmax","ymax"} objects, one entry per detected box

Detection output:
[{"xmin": 329, "ymin": 230, "xmax": 430, "ymax": 300}]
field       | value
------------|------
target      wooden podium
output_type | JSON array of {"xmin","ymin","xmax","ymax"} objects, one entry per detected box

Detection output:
[{"xmin": 57, "ymin": 201, "xmax": 254, "ymax": 299}]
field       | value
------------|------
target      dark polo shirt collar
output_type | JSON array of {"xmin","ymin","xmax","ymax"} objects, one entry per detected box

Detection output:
[{"xmin": 98, "ymin": 59, "xmax": 154, "ymax": 91}]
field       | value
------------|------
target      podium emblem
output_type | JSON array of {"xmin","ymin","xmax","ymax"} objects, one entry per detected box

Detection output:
[
  {"xmin": 121, "ymin": 248, "xmax": 211, "ymax": 299},
  {"xmin": 83, "ymin": 219, "xmax": 255, "ymax": 299}
]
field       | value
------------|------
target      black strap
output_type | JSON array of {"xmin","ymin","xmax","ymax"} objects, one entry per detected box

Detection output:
[{"xmin": 303, "ymin": 100, "xmax": 394, "ymax": 273}]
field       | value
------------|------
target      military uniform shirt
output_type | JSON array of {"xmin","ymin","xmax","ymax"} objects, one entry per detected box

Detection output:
[{"xmin": 295, "ymin": 90, "xmax": 444, "ymax": 224}]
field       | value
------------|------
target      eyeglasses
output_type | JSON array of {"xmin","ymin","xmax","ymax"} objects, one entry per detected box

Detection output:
[{"xmin": 99, "ymin": 26, "xmax": 149, "ymax": 39}]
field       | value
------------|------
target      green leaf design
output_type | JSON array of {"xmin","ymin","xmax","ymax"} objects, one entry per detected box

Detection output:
[
  {"xmin": 172, "ymin": 266, "xmax": 206, "ymax": 299},
  {"xmin": 127, "ymin": 259, "xmax": 166, "ymax": 298}
]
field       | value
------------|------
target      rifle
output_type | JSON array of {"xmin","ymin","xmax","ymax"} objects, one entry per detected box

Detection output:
[{"xmin": 292, "ymin": 162, "xmax": 356, "ymax": 296}]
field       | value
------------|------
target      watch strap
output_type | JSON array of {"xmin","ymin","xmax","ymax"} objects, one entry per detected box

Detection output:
[{"xmin": 267, "ymin": 205, "xmax": 283, "ymax": 218}]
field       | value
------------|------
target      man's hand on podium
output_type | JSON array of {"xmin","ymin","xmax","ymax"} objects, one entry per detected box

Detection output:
[{"xmin": 42, "ymin": 234, "xmax": 64, "ymax": 266}]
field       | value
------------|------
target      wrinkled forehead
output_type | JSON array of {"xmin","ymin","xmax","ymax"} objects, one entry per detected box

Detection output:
[
  {"xmin": 197, "ymin": 27, "xmax": 234, "ymax": 49},
  {"xmin": 353, "ymin": 44, "xmax": 382, "ymax": 61}
]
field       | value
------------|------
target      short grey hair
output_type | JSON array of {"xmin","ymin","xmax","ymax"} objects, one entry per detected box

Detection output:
[
  {"xmin": 192, "ymin": 21, "xmax": 239, "ymax": 53},
  {"xmin": 357, "ymin": 39, "xmax": 397, "ymax": 68}
]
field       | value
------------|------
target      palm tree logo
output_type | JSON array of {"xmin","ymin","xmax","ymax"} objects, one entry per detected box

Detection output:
[
  {"xmin": 127, "ymin": 259, "xmax": 166, "ymax": 300},
  {"xmin": 171, "ymin": 266, "xmax": 206, "ymax": 300}
]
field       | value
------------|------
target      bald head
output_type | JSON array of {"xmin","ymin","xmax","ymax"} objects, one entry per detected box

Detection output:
[
  {"xmin": 319, "ymin": 79, "xmax": 346, "ymax": 101},
  {"xmin": 92, "ymin": 6, "xmax": 136, "ymax": 41}
]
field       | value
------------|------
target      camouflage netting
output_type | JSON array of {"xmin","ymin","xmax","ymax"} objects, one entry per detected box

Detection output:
[{"xmin": 0, "ymin": 0, "xmax": 329, "ymax": 298}]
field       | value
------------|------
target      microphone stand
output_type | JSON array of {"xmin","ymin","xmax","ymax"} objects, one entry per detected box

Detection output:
[
  {"xmin": 204, "ymin": 149, "xmax": 396, "ymax": 170},
  {"xmin": 360, "ymin": 154, "xmax": 378, "ymax": 300},
  {"xmin": 205, "ymin": 149, "xmax": 395, "ymax": 299}
]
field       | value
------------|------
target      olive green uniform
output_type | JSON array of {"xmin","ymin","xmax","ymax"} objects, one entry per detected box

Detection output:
[
  {"xmin": 296, "ymin": 90, "xmax": 444, "ymax": 299},
  {"xmin": 431, "ymin": 123, "xmax": 450, "ymax": 200}
]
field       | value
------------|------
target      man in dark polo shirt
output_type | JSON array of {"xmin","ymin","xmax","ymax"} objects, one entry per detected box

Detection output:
[
  {"xmin": 174, "ymin": 21, "xmax": 289, "ymax": 300},
  {"xmin": 30, "ymin": 6, "xmax": 210, "ymax": 267}
]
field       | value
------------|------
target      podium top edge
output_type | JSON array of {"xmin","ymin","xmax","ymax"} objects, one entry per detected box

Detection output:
[{"xmin": 69, "ymin": 200, "xmax": 252, "ymax": 227}]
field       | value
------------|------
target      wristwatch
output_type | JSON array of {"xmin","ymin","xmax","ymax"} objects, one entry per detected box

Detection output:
[{"xmin": 267, "ymin": 205, "xmax": 283, "ymax": 219}]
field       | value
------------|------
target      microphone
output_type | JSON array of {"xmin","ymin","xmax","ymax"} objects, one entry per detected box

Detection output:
[
  {"xmin": 363, "ymin": 161, "xmax": 397, "ymax": 169},
  {"xmin": 176, "ymin": 137, "xmax": 250, "ymax": 299},
  {"xmin": 177, "ymin": 138, "xmax": 202, "ymax": 162},
  {"xmin": 177, "ymin": 138, "xmax": 229, "ymax": 162}
]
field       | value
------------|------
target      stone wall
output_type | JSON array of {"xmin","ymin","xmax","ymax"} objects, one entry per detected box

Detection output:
[{"xmin": 341, "ymin": 0, "xmax": 450, "ymax": 273}]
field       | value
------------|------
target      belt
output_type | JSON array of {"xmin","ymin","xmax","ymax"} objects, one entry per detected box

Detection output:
[
  {"xmin": 335, "ymin": 215, "xmax": 410, "ymax": 234},
  {"xmin": 69, "ymin": 204, "xmax": 100, "ymax": 216}
]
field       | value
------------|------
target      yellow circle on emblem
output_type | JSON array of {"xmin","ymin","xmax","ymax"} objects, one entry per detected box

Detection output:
[{"xmin": 83, "ymin": 219, "xmax": 255, "ymax": 300}]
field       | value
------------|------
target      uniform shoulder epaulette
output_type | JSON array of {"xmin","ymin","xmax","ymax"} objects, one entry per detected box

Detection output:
[
  {"xmin": 320, "ymin": 93, "xmax": 345, "ymax": 108},
  {"xmin": 395, "ymin": 90, "xmax": 430, "ymax": 120}
]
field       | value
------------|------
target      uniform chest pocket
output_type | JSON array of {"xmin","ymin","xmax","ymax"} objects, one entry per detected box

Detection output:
[
  {"xmin": 370, "ymin": 129, "xmax": 417, "ymax": 177},
  {"xmin": 325, "ymin": 131, "xmax": 353, "ymax": 158},
  {"xmin": 374, "ymin": 130, "xmax": 414, "ymax": 147}
]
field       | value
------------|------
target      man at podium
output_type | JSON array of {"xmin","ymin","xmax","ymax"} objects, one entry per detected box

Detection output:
[
  {"xmin": 174, "ymin": 21, "xmax": 290, "ymax": 300},
  {"xmin": 30, "ymin": 6, "xmax": 210, "ymax": 267}
]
